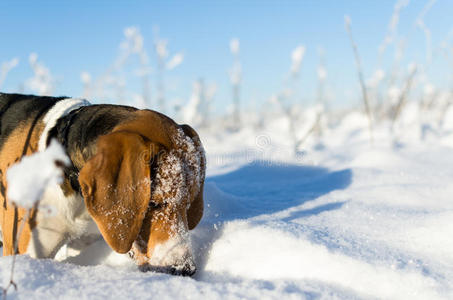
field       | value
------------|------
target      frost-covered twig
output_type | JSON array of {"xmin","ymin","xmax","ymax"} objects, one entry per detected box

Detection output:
[
  {"xmin": 294, "ymin": 110, "xmax": 323, "ymax": 151},
  {"xmin": 289, "ymin": 45, "xmax": 306, "ymax": 107},
  {"xmin": 316, "ymin": 47, "xmax": 327, "ymax": 106},
  {"xmin": 416, "ymin": 0, "xmax": 437, "ymax": 64},
  {"xmin": 366, "ymin": 69, "xmax": 385, "ymax": 115},
  {"xmin": 81, "ymin": 27, "xmax": 152, "ymax": 106},
  {"xmin": 345, "ymin": 15, "xmax": 374, "ymax": 143},
  {"xmin": 2, "ymin": 140, "xmax": 69, "ymax": 299},
  {"xmin": 7, "ymin": 140, "xmax": 69, "ymax": 207},
  {"xmin": 154, "ymin": 27, "xmax": 184, "ymax": 113},
  {"xmin": 155, "ymin": 36, "xmax": 166, "ymax": 112},
  {"xmin": 274, "ymin": 44, "xmax": 310, "ymax": 152},
  {"xmin": 80, "ymin": 72, "xmax": 92, "ymax": 99},
  {"xmin": 377, "ymin": 0, "xmax": 409, "ymax": 113},
  {"xmin": 117, "ymin": 27, "xmax": 150, "ymax": 106},
  {"xmin": 386, "ymin": 38, "xmax": 407, "ymax": 99},
  {"xmin": 378, "ymin": 0, "xmax": 410, "ymax": 65},
  {"xmin": 273, "ymin": 92, "xmax": 308, "ymax": 153},
  {"xmin": 27, "ymin": 53, "xmax": 54, "ymax": 96},
  {"xmin": 314, "ymin": 48, "xmax": 328, "ymax": 137},
  {"xmin": 182, "ymin": 79, "xmax": 216, "ymax": 128},
  {"xmin": 2, "ymin": 209, "xmax": 29, "ymax": 300},
  {"xmin": 0, "ymin": 58, "xmax": 19, "ymax": 90},
  {"xmin": 421, "ymin": 81, "xmax": 438, "ymax": 110},
  {"xmin": 80, "ymin": 26, "xmax": 182, "ymax": 109},
  {"xmin": 126, "ymin": 27, "xmax": 152, "ymax": 108},
  {"xmin": 391, "ymin": 64, "xmax": 417, "ymax": 127},
  {"xmin": 229, "ymin": 38, "xmax": 242, "ymax": 129},
  {"xmin": 290, "ymin": 45, "xmax": 306, "ymax": 78}
]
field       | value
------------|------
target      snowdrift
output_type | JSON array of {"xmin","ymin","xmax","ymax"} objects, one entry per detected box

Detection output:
[{"xmin": 1, "ymin": 110, "xmax": 453, "ymax": 299}]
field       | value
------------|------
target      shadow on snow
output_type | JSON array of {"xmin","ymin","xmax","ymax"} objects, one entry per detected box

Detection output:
[
  {"xmin": 192, "ymin": 161, "xmax": 352, "ymax": 280},
  {"xmin": 202, "ymin": 161, "xmax": 352, "ymax": 221}
]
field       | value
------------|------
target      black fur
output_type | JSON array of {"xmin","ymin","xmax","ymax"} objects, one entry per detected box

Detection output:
[
  {"xmin": 48, "ymin": 104, "xmax": 138, "ymax": 164},
  {"xmin": 0, "ymin": 93, "xmax": 66, "ymax": 152},
  {"xmin": 0, "ymin": 93, "xmax": 140, "ymax": 193}
]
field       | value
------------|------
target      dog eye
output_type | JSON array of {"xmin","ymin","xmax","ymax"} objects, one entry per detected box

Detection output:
[
  {"xmin": 148, "ymin": 201, "xmax": 162, "ymax": 209},
  {"xmin": 149, "ymin": 200, "xmax": 169, "ymax": 210}
]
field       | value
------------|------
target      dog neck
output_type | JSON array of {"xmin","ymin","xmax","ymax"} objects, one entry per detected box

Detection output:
[
  {"xmin": 38, "ymin": 98, "xmax": 91, "ymax": 152},
  {"xmin": 50, "ymin": 104, "xmax": 139, "ymax": 171}
]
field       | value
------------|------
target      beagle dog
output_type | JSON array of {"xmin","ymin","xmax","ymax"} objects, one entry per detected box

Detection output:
[{"xmin": 0, "ymin": 93, "xmax": 205, "ymax": 276}]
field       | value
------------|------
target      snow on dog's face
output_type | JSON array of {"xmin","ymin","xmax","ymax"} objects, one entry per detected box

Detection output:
[{"xmin": 79, "ymin": 126, "xmax": 205, "ymax": 276}]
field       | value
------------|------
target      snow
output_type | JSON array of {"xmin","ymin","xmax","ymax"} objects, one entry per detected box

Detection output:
[
  {"xmin": 26, "ymin": 53, "xmax": 54, "ymax": 96},
  {"xmin": 0, "ymin": 58, "xmax": 19, "ymax": 88},
  {"xmin": 290, "ymin": 45, "xmax": 306, "ymax": 76},
  {"xmin": 6, "ymin": 140, "xmax": 69, "ymax": 209},
  {"xmin": 2, "ymin": 108, "xmax": 453, "ymax": 299},
  {"xmin": 166, "ymin": 53, "xmax": 184, "ymax": 70},
  {"xmin": 230, "ymin": 38, "xmax": 240, "ymax": 55}
]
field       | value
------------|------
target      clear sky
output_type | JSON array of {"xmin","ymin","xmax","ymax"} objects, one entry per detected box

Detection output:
[{"xmin": 0, "ymin": 0, "xmax": 452, "ymax": 113}]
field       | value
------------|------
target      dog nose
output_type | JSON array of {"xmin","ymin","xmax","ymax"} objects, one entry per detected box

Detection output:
[
  {"xmin": 170, "ymin": 262, "xmax": 197, "ymax": 277},
  {"xmin": 138, "ymin": 262, "xmax": 197, "ymax": 276}
]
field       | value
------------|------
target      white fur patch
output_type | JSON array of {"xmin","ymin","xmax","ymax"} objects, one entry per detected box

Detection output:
[
  {"xmin": 26, "ymin": 183, "xmax": 98, "ymax": 258},
  {"xmin": 38, "ymin": 98, "xmax": 90, "ymax": 151},
  {"xmin": 148, "ymin": 232, "xmax": 194, "ymax": 268}
]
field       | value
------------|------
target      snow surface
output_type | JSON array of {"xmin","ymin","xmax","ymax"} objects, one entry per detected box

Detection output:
[{"xmin": 1, "ymin": 110, "xmax": 453, "ymax": 299}]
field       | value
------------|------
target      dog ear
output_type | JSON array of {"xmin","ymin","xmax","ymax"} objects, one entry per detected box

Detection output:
[
  {"xmin": 79, "ymin": 132, "xmax": 159, "ymax": 253},
  {"xmin": 180, "ymin": 124, "xmax": 206, "ymax": 230}
]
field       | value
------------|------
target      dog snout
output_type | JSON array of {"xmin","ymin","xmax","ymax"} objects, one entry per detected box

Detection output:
[
  {"xmin": 163, "ymin": 249, "xmax": 196, "ymax": 276},
  {"xmin": 138, "ymin": 261, "xmax": 196, "ymax": 277},
  {"xmin": 136, "ymin": 237, "xmax": 197, "ymax": 276},
  {"xmin": 169, "ymin": 261, "xmax": 197, "ymax": 276}
]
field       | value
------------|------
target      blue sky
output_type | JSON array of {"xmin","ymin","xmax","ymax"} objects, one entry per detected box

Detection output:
[{"xmin": 0, "ymin": 0, "xmax": 452, "ymax": 113}]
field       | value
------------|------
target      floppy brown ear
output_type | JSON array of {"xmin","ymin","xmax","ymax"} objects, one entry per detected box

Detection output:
[
  {"xmin": 79, "ymin": 132, "xmax": 158, "ymax": 253},
  {"xmin": 180, "ymin": 124, "xmax": 206, "ymax": 230}
]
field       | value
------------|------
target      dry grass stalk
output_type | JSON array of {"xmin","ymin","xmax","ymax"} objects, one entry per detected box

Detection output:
[
  {"xmin": 345, "ymin": 16, "xmax": 374, "ymax": 144},
  {"xmin": 391, "ymin": 65, "xmax": 417, "ymax": 127},
  {"xmin": 2, "ymin": 207, "xmax": 34, "ymax": 300}
]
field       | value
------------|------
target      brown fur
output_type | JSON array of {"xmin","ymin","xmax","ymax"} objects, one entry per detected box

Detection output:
[
  {"xmin": 0, "ymin": 120, "xmax": 44, "ymax": 255},
  {"xmin": 78, "ymin": 131, "xmax": 157, "ymax": 253},
  {"xmin": 0, "ymin": 107, "xmax": 205, "ymax": 268},
  {"xmin": 78, "ymin": 110, "xmax": 204, "ymax": 260}
]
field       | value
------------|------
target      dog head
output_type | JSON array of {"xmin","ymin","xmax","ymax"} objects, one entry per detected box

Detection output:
[{"xmin": 78, "ymin": 111, "xmax": 205, "ymax": 276}]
